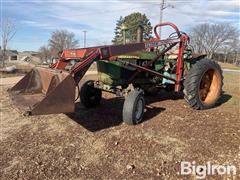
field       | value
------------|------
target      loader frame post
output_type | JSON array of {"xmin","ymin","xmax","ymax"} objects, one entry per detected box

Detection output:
[{"xmin": 175, "ymin": 35, "xmax": 188, "ymax": 92}]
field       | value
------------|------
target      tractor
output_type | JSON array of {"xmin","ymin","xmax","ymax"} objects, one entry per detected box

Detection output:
[{"xmin": 9, "ymin": 22, "xmax": 223, "ymax": 125}]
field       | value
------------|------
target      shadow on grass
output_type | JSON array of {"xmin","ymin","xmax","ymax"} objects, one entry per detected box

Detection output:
[
  {"xmin": 215, "ymin": 92, "xmax": 232, "ymax": 107},
  {"xmin": 66, "ymin": 96, "xmax": 166, "ymax": 132},
  {"xmin": 146, "ymin": 90, "xmax": 184, "ymax": 104},
  {"xmin": 66, "ymin": 90, "xmax": 230, "ymax": 132}
]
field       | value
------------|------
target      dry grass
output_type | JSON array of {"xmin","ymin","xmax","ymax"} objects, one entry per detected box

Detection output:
[
  {"xmin": 0, "ymin": 63, "xmax": 34, "ymax": 78},
  {"xmin": 219, "ymin": 62, "xmax": 240, "ymax": 70},
  {"xmin": 0, "ymin": 72, "xmax": 239, "ymax": 179},
  {"xmin": 221, "ymin": 73, "xmax": 240, "ymax": 112}
]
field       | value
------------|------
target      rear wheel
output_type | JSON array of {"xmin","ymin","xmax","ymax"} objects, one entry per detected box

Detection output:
[
  {"xmin": 123, "ymin": 89, "xmax": 145, "ymax": 125},
  {"xmin": 183, "ymin": 58, "xmax": 223, "ymax": 109},
  {"xmin": 80, "ymin": 80, "xmax": 102, "ymax": 108}
]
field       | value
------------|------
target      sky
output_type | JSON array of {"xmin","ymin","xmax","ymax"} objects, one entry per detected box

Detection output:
[{"xmin": 1, "ymin": 0, "xmax": 239, "ymax": 51}]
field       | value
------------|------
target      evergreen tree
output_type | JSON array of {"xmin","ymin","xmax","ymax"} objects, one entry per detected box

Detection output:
[
  {"xmin": 112, "ymin": 12, "xmax": 152, "ymax": 44},
  {"xmin": 112, "ymin": 16, "xmax": 124, "ymax": 44}
]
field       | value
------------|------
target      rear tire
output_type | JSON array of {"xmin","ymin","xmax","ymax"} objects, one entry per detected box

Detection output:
[
  {"xmin": 183, "ymin": 58, "xmax": 223, "ymax": 109},
  {"xmin": 123, "ymin": 89, "xmax": 145, "ymax": 125},
  {"xmin": 80, "ymin": 80, "xmax": 102, "ymax": 108}
]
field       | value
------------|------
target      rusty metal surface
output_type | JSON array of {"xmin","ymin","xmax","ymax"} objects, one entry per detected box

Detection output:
[
  {"xmin": 9, "ymin": 67, "xmax": 76, "ymax": 115},
  {"xmin": 106, "ymin": 43, "xmax": 145, "ymax": 58},
  {"xmin": 11, "ymin": 93, "xmax": 45, "ymax": 113},
  {"xmin": 10, "ymin": 69, "xmax": 42, "ymax": 94},
  {"xmin": 31, "ymin": 75, "xmax": 76, "ymax": 115},
  {"xmin": 46, "ymin": 75, "xmax": 60, "ymax": 95}
]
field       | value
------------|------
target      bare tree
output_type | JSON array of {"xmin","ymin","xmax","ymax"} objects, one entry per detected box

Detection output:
[
  {"xmin": 48, "ymin": 30, "xmax": 79, "ymax": 57},
  {"xmin": 39, "ymin": 45, "xmax": 51, "ymax": 62},
  {"xmin": 1, "ymin": 17, "xmax": 16, "ymax": 66},
  {"xmin": 190, "ymin": 23, "xmax": 239, "ymax": 59}
]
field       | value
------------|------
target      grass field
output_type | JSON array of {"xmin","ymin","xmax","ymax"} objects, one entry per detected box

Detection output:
[
  {"xmin": 221, "ymin": 73, "xmax": 240, "ymax": 112},
  {"xmin": 219, "ymin": 62, "xmax": 240, "ymax": 70}
]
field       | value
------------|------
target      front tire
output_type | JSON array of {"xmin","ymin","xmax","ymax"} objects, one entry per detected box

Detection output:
[
  {"xmin": 123, "ymin": 89, "xmax": 145, "ymax": 125},
  {"xmin": 80, "ymin": 80, "xmax": 102, "ymax": 108},
  {"xmin": 183, "ymin": 58, "xmax": 223, "ymax": 109}
]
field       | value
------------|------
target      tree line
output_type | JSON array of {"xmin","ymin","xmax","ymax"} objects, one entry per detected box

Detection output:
[
  {"xmin": 0, "ymin": 17, "xmax": 79, "ymax": 66},
  {"xmin": 190, "ymin": 23, "xmax": 239, "ymax": 64},
  {"xmin": 112, "ymin": 13, "xmax": 239, "ymax": 65}
]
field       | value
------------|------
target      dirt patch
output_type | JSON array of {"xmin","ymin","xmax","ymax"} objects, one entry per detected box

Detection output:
[{"xmin": 0, "ymin": 73, "xmax": 239, "ymax": 179}]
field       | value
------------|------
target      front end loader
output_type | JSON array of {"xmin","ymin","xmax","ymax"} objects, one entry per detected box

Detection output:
[
  {"xmin": 9, "ymin": 22, "xmax": 223, "ymax": 124},
  {"xmin": 9, "ymin": 67, "xmax": 76, "ymax": 115}
]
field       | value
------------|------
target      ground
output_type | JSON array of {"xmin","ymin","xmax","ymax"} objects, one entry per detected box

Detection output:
[{"xmin": 0, "ymin": 70, "xmax": 239, "ymax": 179}]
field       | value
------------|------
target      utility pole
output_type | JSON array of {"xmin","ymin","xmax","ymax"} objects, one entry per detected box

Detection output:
[
  {"xmin": 83, "ymin": 30, "xmax": 87, "ymax": 48},
  {"xmin": 159, "ymin": 0, "xmax": 165, "ymax": 38},
  {"xmin": 159, "ymin": 0, "xmax": 174, "ymax": 39}
]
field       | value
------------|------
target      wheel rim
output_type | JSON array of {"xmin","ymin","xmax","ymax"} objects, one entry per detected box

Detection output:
[
  {"xmin": 199, "ymin": 69, "xmax": 221, "ymax": 105},
  {"xmin": 135, "ymin": 98, "xmax": 144, "ymax": 121}
]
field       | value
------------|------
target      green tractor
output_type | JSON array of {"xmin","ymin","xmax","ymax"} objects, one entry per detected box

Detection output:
[
  {"xmin": 9, "ymin": 22, "xmax": 223, "ymax": 125},
  {"xmin": 81, "ymin": 45, "xmax": 223, "ymax": 125}
]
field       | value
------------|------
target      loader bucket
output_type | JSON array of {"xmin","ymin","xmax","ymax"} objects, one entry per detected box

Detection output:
[{"xmin": 8, "ymin": 67, "xmax": 76, "ymax": 115}]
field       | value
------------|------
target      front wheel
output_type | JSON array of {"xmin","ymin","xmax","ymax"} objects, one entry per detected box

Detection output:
[
  {"xmin": 183, "ymin": 58, "xmax": 223, "ymax": 109},
  {"xmin": 123, "ymin": 89, "xmax": 145, "ymax": 125},
  {"xmin": 80, "ymin": 80, "xmax": 102, "ymax": 108}
]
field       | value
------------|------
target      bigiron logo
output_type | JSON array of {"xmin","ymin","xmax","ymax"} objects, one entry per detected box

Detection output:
[{"xmin": 179, "ymin": 161, "xmax": 237, "ymax": 179}]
